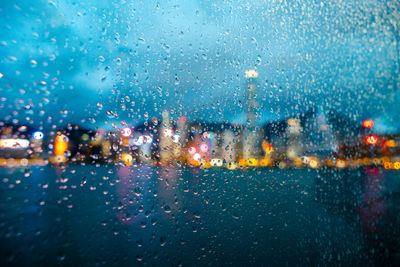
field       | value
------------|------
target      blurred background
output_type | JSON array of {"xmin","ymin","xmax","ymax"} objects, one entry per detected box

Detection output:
[{"xmin": 0, "ymin": 0, "xmax": 400, "ymax": 266}]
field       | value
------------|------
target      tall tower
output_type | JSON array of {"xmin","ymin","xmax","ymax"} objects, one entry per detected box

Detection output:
[
  {"xmin": 242, "ymin": 69, "xmax": 261, "ymax": 160},
  {"xmin": 160, "ymin": 110, "xmax": 173, "ymax": 164}
]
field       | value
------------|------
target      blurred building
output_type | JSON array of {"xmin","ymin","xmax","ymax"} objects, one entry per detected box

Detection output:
[
  {"xmin": 0, "ymin": 122, "xmax": 42, "ymax": 159},
  {"xmin": 301, "ymin": 107, "xmax": 339, "ymax": 158},
  {"xmin": 221, "ymin": 129, "xmax": 236, "ymax": 163},
  {"xmin": 159, "ymin": 111, "xmax": 173, "ymax": 164},
  {"xmin": 242, "ymin": 69, "xmax": 262, "ymax": 160},
  {"xmin": 173, "ymin": 116, "xmax": 188, "ymax": 161},
  {"xmin": 285, "ymin": 118, "xmax": 303, "ymax": 160}
]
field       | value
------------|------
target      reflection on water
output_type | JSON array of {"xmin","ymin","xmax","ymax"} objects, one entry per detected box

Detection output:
[
  {"xmin": 316, "ymin": 167, "xmax": 400, "ymax": 265},
  {"xmin": 359, "ymin": 167, "xmax": 388, "ymax": 236},
  {"xmin": 0, "ymin": 166, "xmax": 399, "ymax": 266}
]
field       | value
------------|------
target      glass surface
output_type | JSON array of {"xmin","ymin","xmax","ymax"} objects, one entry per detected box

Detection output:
[{"xmin": 0, "ymin": 0, "xmax": 399, "ymax": 266}]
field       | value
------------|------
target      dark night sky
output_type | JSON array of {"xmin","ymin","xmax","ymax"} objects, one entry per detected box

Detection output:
[{"xmin": 0, "ymin": 0, "xmax": 399, "ymax": 133}]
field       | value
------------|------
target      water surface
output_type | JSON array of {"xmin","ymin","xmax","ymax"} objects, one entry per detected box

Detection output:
[{"xmin": 0, "ymin": 166, "xmax": 399, "ymax": 266}]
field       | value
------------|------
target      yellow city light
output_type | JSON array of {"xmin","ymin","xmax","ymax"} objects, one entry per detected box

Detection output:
[
  {"xmin": 394, "ymin": 162, "xmax": 400, "ymax": 170},
  {"xmin": 386, "ymin": 140, "xmax": 396, "ymax": 148},
  {"xmin": 55, "ymin": 134, "xmax": 68, "ymax": 156},
  {"xmin": 384, "ymin": 162, "xmax": 393, "ymax": 169},
  {"xmin": 245, "ymin": 69, "xmax": 258, "ymax": 78},
  {"xmin": 227, "ymin": 162, "xmax": 237, "ymax": 170},
  {"xmin": 262, "ymin": 141, "xmax": 274, "ymax": 154},
  {"xmin": 247, "ymin": 158, "xmax": 258, "ymax": 167},
  {"xmin": 336, "ymin": 159, "xmax": 346, "ymax": 169},
  {"xmin": 121, "ymin": 153, "xmax": 133, "ymax": 166},
  {"xmin": 293, "ymin": 157, "xmax": 303, "ymax": 167},
  {"xmin": 309, "ymin": 159, "xmax": 319, "ymax": 168},
  {"xmin": 362, "ymin": 158, "xmax": 370, "ymax": 165},
  {"xmin": 260, "ymin": 157, "xmax": 272, "ymax": 167},
  {"xmin": 238, "ymin": 159, "xmax": 247, "ymax": 168}
]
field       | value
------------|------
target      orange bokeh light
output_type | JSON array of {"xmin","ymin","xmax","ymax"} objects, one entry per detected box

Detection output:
[
  {"xmin": 366, "ymin": 135, "xmax": 378, "ymax": 145},
  {"xmin": 55, "ymin": 133, "xmax": 68, "ymax": 156},
  {"xmin": 362, "ymin": 120, "xmax": 374, "ymax": 128}
]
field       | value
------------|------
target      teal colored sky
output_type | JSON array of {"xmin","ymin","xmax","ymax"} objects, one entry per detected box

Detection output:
[{"xmin": 0, "ymin": 0, "xmax": 399, "ymax": 133}]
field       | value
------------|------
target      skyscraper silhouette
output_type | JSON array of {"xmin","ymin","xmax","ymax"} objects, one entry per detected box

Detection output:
[
  {"xmin": 160, "ymin": 110, "xmax": 173, "ymax": 164},
  {"xmin": 242, "ymin": 70, "xmax": 261, "ymax": 160}
]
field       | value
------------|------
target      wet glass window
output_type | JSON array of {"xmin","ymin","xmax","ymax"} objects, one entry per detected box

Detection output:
[{"xmin": 0, "ymin": 0, "xmax": 399, "ymax": 266}]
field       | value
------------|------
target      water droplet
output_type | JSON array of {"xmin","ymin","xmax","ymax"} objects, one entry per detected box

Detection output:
[
  {"xmin": 136, "ymin": 255, "xmax": 143, "ymax": 262},
  {"xmin": 164, "ymin": 205, "xmax": 171, "ymax": 213},
  {"xmin": 106, "ymin": 111, "xmax": 118, "ymax": 119},
  {"xmin": 60, "ymin": 110, "xmax": 68, "ymax": 118},
  {"xmin": 30, "ymin": 60, "xmax": 37, "ymax": 67},
  {"xmin": 174, "ymin": 76, "xmax": 180, "ymax": 85},
  {"xmin": 160, "ymin": 236, "xmax": 166, "ymax": 246}
]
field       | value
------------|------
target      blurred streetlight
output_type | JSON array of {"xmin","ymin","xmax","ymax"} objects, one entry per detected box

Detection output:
[
  {"xmin": 32, "ymin": 131, "xmax": 44, "ymax": 140},
  {"xmin": 362, "ymin": 120, "xmax": 374, "ymax": 128},
  {"xmin": 366, "ymin": 135, "xmax": 378, "ymax": 145},
  {"xmin": 245, "ymin": 69, "xmax": 258, "ymax": 78}
]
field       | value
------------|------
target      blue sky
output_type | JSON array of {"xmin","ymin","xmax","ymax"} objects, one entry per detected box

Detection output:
[{"xmin": 0, "ymin": 0, "xmax": 399, "ymax": 132}]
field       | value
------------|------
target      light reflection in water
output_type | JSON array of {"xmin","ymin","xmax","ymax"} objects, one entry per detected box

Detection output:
[
  {"xmin": 315, "ymin": 167, "xmax": 397, "ymax": 264},
  {"xmin": 116, "ymin": 165, "xmax": 154, "ymax": 226},
  {"xmin": 358, "ymin": 167, "xmax": 388, "ymax": 236}
]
